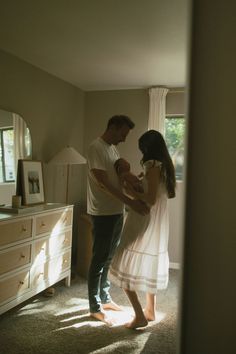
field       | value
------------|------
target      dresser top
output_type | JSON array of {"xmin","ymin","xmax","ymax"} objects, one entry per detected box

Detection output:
[{"xmin": 0, "ymin": 203, "xmax": 73, "ymax": 221}]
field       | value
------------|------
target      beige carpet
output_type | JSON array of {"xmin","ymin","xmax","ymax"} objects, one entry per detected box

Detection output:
[{"xmin": 0, "ymin": 269, "xmax": 179, "ymax": 354}]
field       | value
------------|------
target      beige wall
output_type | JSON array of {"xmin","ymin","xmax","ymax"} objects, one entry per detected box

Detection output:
[
  {"xmin": 167, "ymin": 90, "xmax": 185, "ymax": 115},
  {"xmin": 0, "ymin": 49, "xmax": 85, "ymax": 204}
]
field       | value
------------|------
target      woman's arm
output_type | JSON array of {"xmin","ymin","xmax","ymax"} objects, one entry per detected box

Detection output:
[{"xmin": 125, "ymin": 166, "xmax": 161, "ymax": 206}]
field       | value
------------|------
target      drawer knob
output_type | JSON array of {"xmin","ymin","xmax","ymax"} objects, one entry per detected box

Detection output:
[
  {"xmin": 22, "ymin": 226, "xmax": 27, "ymax": 232},
  {"xmin": 41, "ymin": 222, "xmax": 46, "ymax": 227},
  {"xmin": 19, "ymin": 281, "xmax": 24, "ymax": 285},
  {"xmin": 21, "ymin": 254, "xmax": 26, "ymax": 258}
]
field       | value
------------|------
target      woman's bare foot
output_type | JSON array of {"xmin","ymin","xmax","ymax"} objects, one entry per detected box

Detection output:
[
  {"xmin": 125, "ymin": 316, "xmax": 148, "ymax": 329},
  {"xmin": 143, "ymin": 308, "xmax": 156, "ymax": 321},
  {"xmin": 102, "ymin": 301, "xmax": 122, "ymax": 311},
  {"xmin": 90, "ymin": 311, "xmax": 113, "ymax": 326}
]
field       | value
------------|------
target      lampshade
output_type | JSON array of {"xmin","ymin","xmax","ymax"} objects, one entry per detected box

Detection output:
[
  {"xmin": 49, "ymin": 146, "xmax": 86, "ymax": 165},
  {"xmin": 48, "ymin": 146, "xmax": 86, "ymax": 204}
]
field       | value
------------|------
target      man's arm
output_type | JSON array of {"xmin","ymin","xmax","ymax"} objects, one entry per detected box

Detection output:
[{"xmin": 91, "ymin": 168, "xmax": 149, "ymax": 215}]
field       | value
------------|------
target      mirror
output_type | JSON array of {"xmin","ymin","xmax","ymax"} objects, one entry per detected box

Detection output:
[{"xmin": 0, "ymin": 108, "xmax": 32, "ymax": 185}]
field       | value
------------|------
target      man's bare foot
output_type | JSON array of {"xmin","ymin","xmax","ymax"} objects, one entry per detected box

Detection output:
[
  {"xmin": 143, "ymin": 308, "xmax": 156, "ymax": 321},
  {"xmin": 102, "ymin": 301, "xmax": 122, "ymax": 311},
  {"xmin": 125, "ymin": 316, "xmax": 148, "ymax": 329},
  {"xmin": 90, "ymin": 311, "xmax": 113, "ymax": 326}
]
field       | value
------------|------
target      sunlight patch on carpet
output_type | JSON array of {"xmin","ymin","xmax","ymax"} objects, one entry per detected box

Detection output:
[
  {"xmin": 65, "ymin": 297, "xmax": 88, "ymax": 306},
  {"xmin": 60, "ymin": 312, "xmax": 91, "ymax": 323},
  {"xmin": 54, "ymin": 297, "xmax": 89, "ymax": 316},
  {"xmin": 54, "ymin": 316, "xmax": 107, "ymax": 329},
  {"xmin": 54, "ymin": 308, "xmax": 166, "ymax": 330},
  {"xmin": 16, "ymin": 302, "xmax": 57, "ymax": 316}
]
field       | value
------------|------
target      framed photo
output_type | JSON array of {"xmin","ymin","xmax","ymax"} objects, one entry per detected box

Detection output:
[{"xmin": 20, "ymin": 160, "xmax": 45, "ymax": 205}]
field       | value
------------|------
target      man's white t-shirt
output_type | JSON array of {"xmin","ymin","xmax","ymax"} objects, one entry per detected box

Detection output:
[{"xmin": 87, "ymin": 137, "xmax": 124, "ymax": 215}]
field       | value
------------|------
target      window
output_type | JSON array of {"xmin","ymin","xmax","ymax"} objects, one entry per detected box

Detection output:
[
  {"xmin": 165, "ymin": 115, "xmax": 185, "ymax": 180},
  {"xmin": 0, "ymin": 127, "xmax": 15, "ymax": 183}
]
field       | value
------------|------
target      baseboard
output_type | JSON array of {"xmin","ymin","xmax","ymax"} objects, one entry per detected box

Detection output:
[{"xmin": 169, "ymin": 262, "xmax": 180, "ymax": 270}]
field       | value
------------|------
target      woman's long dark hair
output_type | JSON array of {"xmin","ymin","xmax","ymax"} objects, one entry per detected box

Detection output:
[{"xmin": 138, "ymin": 130, "xmax": 176, "ymax": 198}]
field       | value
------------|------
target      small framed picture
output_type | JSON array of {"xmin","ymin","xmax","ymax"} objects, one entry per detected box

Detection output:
[{"xmin": 20, "ymin": 160, "xmax": 45, "ymax": 205}]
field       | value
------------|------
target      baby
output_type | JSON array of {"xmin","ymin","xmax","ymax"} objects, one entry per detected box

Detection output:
[{"xmin": 114, "ymin": 158, "xmax": 144, "ymax": 193}]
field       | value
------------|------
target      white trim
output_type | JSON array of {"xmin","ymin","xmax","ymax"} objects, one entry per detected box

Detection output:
[
  {"xmin": 169, "ymin": 262, "xmax": 180, "ymax": 270},
  {"xmin": 165, "ymin": 114, "xmax": 184, "ymax": 117}
]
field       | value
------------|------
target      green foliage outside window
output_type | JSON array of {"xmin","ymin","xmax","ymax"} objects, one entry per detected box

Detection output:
[{"xmin": 165, "ymin": 116, "xmax": 185, "ymax": 180}]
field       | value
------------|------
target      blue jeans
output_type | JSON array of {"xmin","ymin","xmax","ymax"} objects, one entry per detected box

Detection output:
[{"xmin": 88, "ymin": 214, "xmax": 123, "ymax": 313}]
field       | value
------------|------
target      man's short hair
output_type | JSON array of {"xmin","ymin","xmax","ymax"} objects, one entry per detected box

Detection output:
[{"xmin": 107, "ymin": 115, "xmax": 135, "ymax": 130}]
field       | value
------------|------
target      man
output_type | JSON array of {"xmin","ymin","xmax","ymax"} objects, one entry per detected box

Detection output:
[{"xmin": 87, "ymin": 115, "xmax": 149, "ymax": 324}]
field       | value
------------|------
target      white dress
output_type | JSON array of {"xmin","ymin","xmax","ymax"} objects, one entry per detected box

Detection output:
[{"xmin": 109, "ymin": 160, "xmax": 169, "ymax": 293}]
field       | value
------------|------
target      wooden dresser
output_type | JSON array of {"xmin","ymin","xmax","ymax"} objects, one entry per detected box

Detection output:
[{"xmin": 0, "ymin": 203, "xmax": 73, "ymax": 315}]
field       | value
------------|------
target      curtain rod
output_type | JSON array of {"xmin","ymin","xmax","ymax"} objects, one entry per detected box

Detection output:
[{"xmin": 149, "ymin": 86, "xmax": 185, "ymax": 93}]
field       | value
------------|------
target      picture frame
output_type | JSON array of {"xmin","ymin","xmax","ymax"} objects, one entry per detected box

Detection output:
[{"xmin": 20, "ymin": 160, "xmax": 45, "ymax": 205}]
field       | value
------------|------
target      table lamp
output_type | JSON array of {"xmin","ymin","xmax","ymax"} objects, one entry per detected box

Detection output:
[{"xmin": 48, "ymin": 146, "xmax": 86, "ymax": 204}]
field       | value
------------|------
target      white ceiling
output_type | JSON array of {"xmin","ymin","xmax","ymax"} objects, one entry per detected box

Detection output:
[{"xmin": 0, "ymin": 0, "xmax": 189, "ymax": 91}]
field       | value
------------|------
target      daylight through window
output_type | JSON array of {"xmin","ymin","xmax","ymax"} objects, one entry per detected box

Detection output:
[
  {"xmin": 0, "ymin": 128, "xmax": 15, "ymax": 183},
  {"xmin": 165, "ymin": 116, "xmax": 185, "ymax": 180}
]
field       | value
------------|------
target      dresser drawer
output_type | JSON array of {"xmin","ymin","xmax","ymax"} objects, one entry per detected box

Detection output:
[
  {"xmin": 0, "ymin": 219, "xmax": 33, "ymax": 247},
  {"xmin": 35, "ymin": 209, "xmax": 73, "ymax": 236},
  {"xmin": 0, "ymin": 270, "xmax": 30, "ymax": 304},
  {"xmin": 0, "ymin": 244, "xmax": 31, "ymax": 275},
  {"xmin": 32, "ymin": 251, "xmax": 71, "ymax": 286},
  {"xmin": 34, "ymin": 231, "xmax": 72, "ymax": 264}
]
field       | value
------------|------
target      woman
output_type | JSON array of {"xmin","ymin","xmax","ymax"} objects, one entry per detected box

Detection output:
[{"xmin": 109, "ymin": 130, "xmax": 176, "ymax": 329}]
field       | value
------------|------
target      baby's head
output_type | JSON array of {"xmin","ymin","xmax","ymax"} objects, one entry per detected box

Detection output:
[
  {"xmin": 115, "ymin": 158, "xmax": 130, "ymax": 175},
  {"xmin": 115, "ymin": 158, "xmax": 143, "ymax": 193}
]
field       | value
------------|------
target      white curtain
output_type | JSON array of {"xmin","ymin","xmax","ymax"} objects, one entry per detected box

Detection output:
[{"xmin": 148, "ymin": 87, "xmax": 169, "ymax": 134}]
